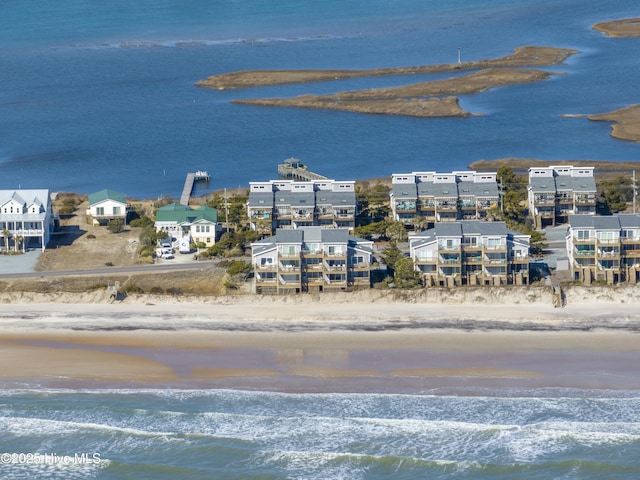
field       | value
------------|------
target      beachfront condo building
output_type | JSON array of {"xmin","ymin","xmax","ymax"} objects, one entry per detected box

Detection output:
[
  {"xmin": 566, "ymin": 214, "xmax": 640, "ymax": 285},
  {"xmin": 527, "ymin": 166, "xmax": 597, "ymax": 229},
  {"xmin": 0, "ymin": 189, "xmax": 55, "ymax": 252},
  {"xmin": 390, "ymin": 171, "xmax": 499, "ymax": 227},
  {"xmin": 247, "ymin": 180, "xmax": 357, "ymax": 233},
  {"xmin": 154, "ymin": 203, "xmax": 222, "ymax": 249},
  {"xmin": 251, "ymin": 226, "xmax": 373, "ymax": 294},
  {"xmin": 409, "ymin": 220, "xmax": 530, "ymax": 287}
]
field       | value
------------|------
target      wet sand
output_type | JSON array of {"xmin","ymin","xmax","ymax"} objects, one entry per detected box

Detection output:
[{"xmin": 1, "ymin": 300, "xmax": 640, "ymax": 393}]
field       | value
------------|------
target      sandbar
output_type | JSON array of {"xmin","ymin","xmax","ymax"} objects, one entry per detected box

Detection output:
[
  {"xmin": 196, "ymin": 46, "xmax": 576, "ymax": 118},
  {"xmin": 196, "ymin": 46, "xmax": 577, "ymax": 90},
  {"xmin": 593, "ymin": 18, "xmax": 640, "ymax": 38},
  {"xmin": 588, "ymin": 104, "xmax": 640, "ymax": 143}
]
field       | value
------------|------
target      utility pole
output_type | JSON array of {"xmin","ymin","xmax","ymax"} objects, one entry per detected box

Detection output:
[
  {"xmin": 633, "ymin": 170, "xmax": 638, "ymax": 214},
  {"xmin": 224, "ymin": 187, "xmax": 230, "ymax": 232}
]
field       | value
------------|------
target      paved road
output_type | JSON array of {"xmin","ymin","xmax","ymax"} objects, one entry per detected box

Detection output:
[{"xmin": 0, "ymin": 260, "xmax": 219, "ymax": 280}]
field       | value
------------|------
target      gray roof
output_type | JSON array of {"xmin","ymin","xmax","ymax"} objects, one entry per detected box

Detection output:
[
  {"xmin": 528, "ymin": 177, "xmax": 555, "ymax": 193},
  {"xmin": 569, "ymin": 214, "xmax": 622, "ymax": 230},
  {"xmin": 274, "ymin": 191, "xmax": 315, "ymax": 207},
  {"xmin": 315, "ymin": 191, "xmax": 356, "ymax": 206},
  {"xmin": 434, "ymin": 223, "xmax": 463, "ymax": 237},
  {"xmin": 247, "ymin": 191, "xmax": 274, "ymax": 207},
  {"xmin": 0, "ymin": 189, "xmax": 50, "ymax": 220},
  {"xmin": 273, "ymin": 229, "xmax": 304, "ymax": 243},
  {"xmin": 392, "ymin": 184, "xmax": 417, "ymax": 199},
  {"xmin": 618, "ymin": 214, "xmax": 640, "ymax": 228},
  {"xmin": 457, "ymin": 181, "xmax": 499, "ymax": 198},
  {"xmin": 555, "ymin": 175, "xmax": 596, "ymax": 193},
  {"xmin": 459, "ymin": 220, "xmax": 509, "ymax": 236},
  {"xmin": 417, "ymin": 182, "xmax": 438, "ymax": 197}
]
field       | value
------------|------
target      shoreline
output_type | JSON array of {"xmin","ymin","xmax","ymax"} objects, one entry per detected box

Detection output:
[{"xmin": 1, "ymin": 297, "xmax": 640, "ymax": 393}]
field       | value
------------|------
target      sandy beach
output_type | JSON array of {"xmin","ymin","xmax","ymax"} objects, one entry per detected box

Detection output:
[{"xmin": 2, "ymin": 290, "xmax": 640, "ymax": 393}]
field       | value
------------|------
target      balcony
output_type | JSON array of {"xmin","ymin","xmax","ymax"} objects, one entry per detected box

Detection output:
[
  {"xmin": 325, "ymin": 250, "xmax": 346, "ymax": 258},
  {"xmin": 255, "ymin": 276, "xmax": 277, "ymax": 285},
  {"xmin": 250, "ymin": 211, "xmax": 272, "ymax": 220},
  {"xmin": 436, "ymin": 202, "xmax": 458, "ymax": 211},
  {"xmin": 278, "ymin": 251, "xmax": 300, "ymax": 259},
  {"xmin": 534, "ymin": 196, "xmax": 555, "ymax": 206},
  {"xmin": 484, "ymin": 243, "xmax": 507, "ymax": 251},
  {"xmin": 597, "ymin": 248, "xmax": 620, "ymax": 258},
  {"xmin": 349, "ymin": 262, "xmax": 370, "ymax": 271},
  {"xmin": 484, "ymin": 255, "xmax": 507, "ymax": 264},
  {"xmin": 414, "ymin": 256, "xmax": 437, "ymax": 265},
  {"xmin": 574, "ymin": 195, "xmax": 596, "ymax": 206},
  {"xmin": 276, "ymin": 210, "xmax": 292, "ymax": 220},
  {"xmin": 394, "ymin": 202, "xmax": 416, "ymax": 213},
  {"xmin": 463, "ymin": 254, "xmax": 483, "ymax": 264},
  {"xmin": 8, "ymin": 228, "xmax": 45, "ymax": 236},
  {"xmin": 511, "ymin": 254, "xmax": 529, "ymax": 263},
  {"xmin": 317, "ymin": 210, "xmax": 334, "ymax": 219},
  {"xmin": 254, "ymin": 262, "xmax": 277, "ymax": 271},
  {"xmin": 335, "ymin": 211, "xmax": 355, "ymax": 219},
  {"xmin": 292, "ymin": 210, "xmax": 313, "ymax": 220},
  {"xmin": 325, "ymin": 263, "xmax": 346, "ymax": 272},
  {"xmin": 574, "ymin": 248, "xmax": 595, "ymax": 257},
  {"xmin": 622, "ymin": 247, "xmax": 640, "ymax": 257}
]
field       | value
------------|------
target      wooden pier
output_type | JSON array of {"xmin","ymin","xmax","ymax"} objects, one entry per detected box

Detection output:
[
  {"xmin": 180, "ymin": 171, "xmax": 210, "ymax": 205},
  {"xmin": 277, "ymin": 158, "xmax": 327, "ymax": 182}
]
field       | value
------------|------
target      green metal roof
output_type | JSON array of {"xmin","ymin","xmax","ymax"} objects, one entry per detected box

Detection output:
[
  {"xmin": 155, "ymin": 203, "xmax": 218, "ymax": 223},
  {"xmin": 88, "ymin": 189, "xmax": 127, "ymax": 205}
]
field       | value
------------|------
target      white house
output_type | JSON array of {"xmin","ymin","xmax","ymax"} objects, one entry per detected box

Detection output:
[
  {"xmin": 154, "ymin": 203, "xmax": 222, "ymax": 249},
  {"xmin": 0, "ymin": 189, "xmax": 55, "ymax": 251},
  {"xmin": 87, "ymin": 189, "xmax": 128, "ymax": 226}
]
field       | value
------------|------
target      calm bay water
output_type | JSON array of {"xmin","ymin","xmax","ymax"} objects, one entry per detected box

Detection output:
[
  {"xmin": 2, "ymin": 0, "xmax": 640, "ymax": 198},
  {"xmin": 2, "ymin": 2, "xmax": 640, "ymax": 478}
]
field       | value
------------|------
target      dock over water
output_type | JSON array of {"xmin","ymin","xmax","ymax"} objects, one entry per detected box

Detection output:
[
  {"xmin": 180, "ymin": 171, "xmax": 210, "ymax": 205},
  {"xmin": 277, "ymin": 158, "xmax": 327, "ymax": 182}
]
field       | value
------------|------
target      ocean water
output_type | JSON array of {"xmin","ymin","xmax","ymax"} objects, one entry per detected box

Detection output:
[
  {"xmin": 2, "ymin": 0, "xmax": 640, "ymax": 198},
  {"xmin": 1, "ymin": 388, "xmax": 639, "ymax": 480}
]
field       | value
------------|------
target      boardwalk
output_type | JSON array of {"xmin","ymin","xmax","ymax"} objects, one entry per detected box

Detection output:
[
  {"xmin": 180, "ymin": 171, "xmax": 210, "ymax": 205},
  {"xmin": 277, "ymin": 158, "xmax": 327, "ymax": 182}
]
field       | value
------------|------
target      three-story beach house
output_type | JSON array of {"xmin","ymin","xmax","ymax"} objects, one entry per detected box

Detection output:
[
  {"xmin": 247, "ymin": 180, "xmax": 356, "ymax": 233},
  {"xmin": 0, "ymin": 189, "xmax": 55, "ymax": 252},
  {"xmin": 251, "ymin": 226, "xmax": 373, "ymax": 294},
  {"xmin": 409, "ymin": 220, "xmax": 530, "ymax": 287},
  {"xmin": 566, "ymin": 214, "xmax": 640, "ymax": 285},
  {"xmin": 527, "ymin": 166, "xmax": 596, "ymax": 229},
  {"xmin": 390, "ymin": 171, "xmax": 499, "ymax": 227}
]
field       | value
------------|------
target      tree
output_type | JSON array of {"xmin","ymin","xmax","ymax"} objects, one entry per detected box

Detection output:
[
  {"xmin": 14, "ymin": 235, "xmax": 24, "ymax": 253},
  {"xmin": 412, "ymin": 215, "xmax": 428, "ymax": 233},
  {"xmin": 380, "ymin": 241, "xmax": 403, "ymax": 277},
  {"xmin": 2, "ymin": 228, "xmax": 10, "ymax": 253},
  {"xmin": 107, "ymin": 218, "xmax": 124, "ymax": 233},
  {"xmin": 393, "ymin": 256, "xmax": 422, "ymax": 288},
  {"xmin": 385, "ymin": 221, "xmax": 408, "ymax": 243},
  {"xmin": 599, "ymin": 175, "xmax": 632, "ymax": 213}
]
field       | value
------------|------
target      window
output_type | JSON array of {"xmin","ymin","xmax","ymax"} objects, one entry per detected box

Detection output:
[
  {"xmin": 113, "ymin": 206, "xmax": 121, "ymax": 215},
  {"xmin": 96, "ymin": 207, "xmax": 104, "ymax": 216},
  {"xmin": 576, "ymin": 230, "xmax": 590, "ymax": 240}
]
